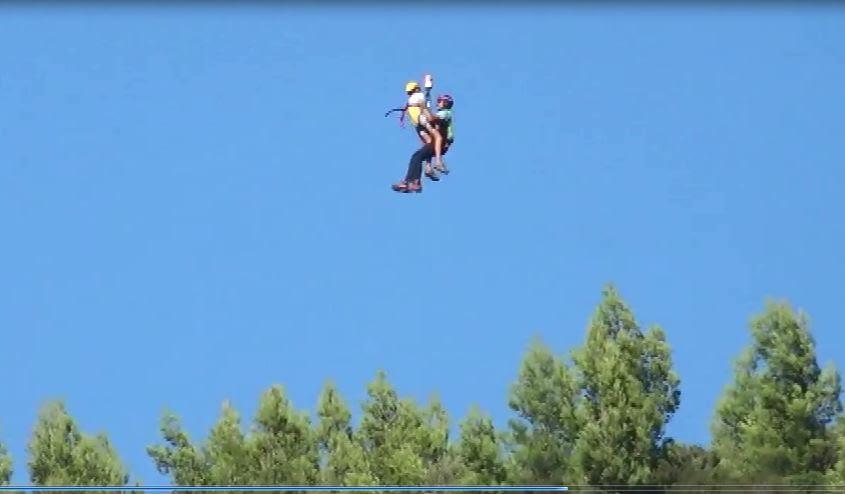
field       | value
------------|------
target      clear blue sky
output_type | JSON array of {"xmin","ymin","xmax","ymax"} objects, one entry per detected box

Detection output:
[{"xmin": 1, "ymin": 3, "xmax": 844, "ymax": 485}]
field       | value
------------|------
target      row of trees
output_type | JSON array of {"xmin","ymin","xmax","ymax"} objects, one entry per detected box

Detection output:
[{"xmin": 2, "ymin": 285, "xmax": 844, "ymax": 490}]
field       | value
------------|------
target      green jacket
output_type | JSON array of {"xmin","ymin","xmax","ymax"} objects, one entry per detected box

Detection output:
[{"xmin": 436, "ymin": 109, "xmax": 454, "ymax": 142}]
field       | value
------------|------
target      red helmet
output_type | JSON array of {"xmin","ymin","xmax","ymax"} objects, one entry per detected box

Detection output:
[{"xmin": 437, "ymin": 94, "xmax": 454, "ymax": 108}]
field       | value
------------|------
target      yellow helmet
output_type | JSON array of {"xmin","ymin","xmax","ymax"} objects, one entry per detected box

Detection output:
[{"xmin": 405, "ymin": 81, "xmax": 420, "ymax": 92}]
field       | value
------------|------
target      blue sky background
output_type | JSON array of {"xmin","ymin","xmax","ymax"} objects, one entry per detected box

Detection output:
[{"xmin": 1, "ymin": 3, "xmax": 844, "ymax": 485}]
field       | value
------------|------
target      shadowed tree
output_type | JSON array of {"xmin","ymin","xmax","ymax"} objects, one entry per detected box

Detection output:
[
  {"xmin": 653, "ymin": 442, "xmax": 720, "ymax": 487},
  {"xmin": 828, "ymin": 416, "xmax": 845, "ymax": 485}
]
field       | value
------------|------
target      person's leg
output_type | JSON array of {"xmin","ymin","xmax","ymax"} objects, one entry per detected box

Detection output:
[
  {"xmin": 431, "ymin": 128, "xmax": 444, "ymax": 171},
  {"xmin": 418, "ymin": 123, "xmax": 441, "ymax": 181},
  {"xmin": 407, "ymin": 143, "xmax": 434, "ymax": 182},
  {"xmin": 393, "ymin": 143, "xmax": 433, "ymax": 192},
  {"xmin": 416, "ymin": 125, "xmax": 432, "ymax": 145},
  {"xmin": 407, "ymin": 144, "xmax": 435, "ymax": 192},
  {"xmin": 418, "ymin": 121, "xmax": 439, "ymax": 177},
  {"xmin": 394, "ymin": 125, "xmax": 430, "ymax": 191},
  {"xmin": 437, "ymin": 140, "xmax": 452, "ymax": 174}
]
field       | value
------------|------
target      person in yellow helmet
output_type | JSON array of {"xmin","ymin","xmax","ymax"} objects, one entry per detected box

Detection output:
[
  {"xmin": 405, "ymin": 81, "xmax": 438, "ymax": 141},
  {"xmin": 397, "ymin": 80, "xmax": 445, "ymax": 188}
]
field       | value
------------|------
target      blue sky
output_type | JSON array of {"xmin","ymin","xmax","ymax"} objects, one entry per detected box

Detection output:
[{"xmin": 1, "ymin": 3, "xmax": 844, "ymax": 485}]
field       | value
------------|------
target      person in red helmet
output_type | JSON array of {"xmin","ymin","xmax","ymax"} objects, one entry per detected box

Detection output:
[{"xmin": 425, "ymin": 93, "xmax": 455, "ymax": 178}]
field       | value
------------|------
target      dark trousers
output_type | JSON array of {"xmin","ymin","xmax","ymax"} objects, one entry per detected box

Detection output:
[{"xmin": 404, "ymin": 143, "xmax": 435, "ymax": 182}]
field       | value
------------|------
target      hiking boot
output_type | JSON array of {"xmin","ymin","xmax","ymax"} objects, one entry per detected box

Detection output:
[
  {"xmin": 406, "ymin": 180, "xmax": 423, "ymax": 193},
  {"xmin": 392, "ymin": 181, "xmax": 410, "ymax": 192},
  {"xmin": 425, "ymin": 168, "xmax": 441, "ymax": 181}
]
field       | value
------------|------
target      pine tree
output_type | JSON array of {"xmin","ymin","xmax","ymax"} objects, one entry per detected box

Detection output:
[
  {"xmin": 147, "ymin": 412, "xmax": 209, "ymax": 485},
  {"xmin": 149, "ymin": 386, "xmax": 320, "ymax": 486},
  {"xmin": 712, "ymin": 301, "xmax": 842, "ymax": 484},
  {"xmin": 28, "ymin": 401, "xmax": 128, "ymax": 486},
  {"xmin": 205, "ymin": 402, "xmax": 251, "ymax": 485},
  {"xmin": 316, "ymin": 381, "xmax": 375, "ymax": 485},
  {"xmin": 0, "ymin": 430, "xmax": 12, "ymax": 485},
  {"xmin": 358, "ymin": 371, "xmax": 427, "ymax": 485},
  {"xmin": 245, "ymin": 385, "xmax": 320, "ymax": 485},
  {"xmin": 506, "ymin": 338, "xmax": 578, "ymax": 484},
  {"xmin": 570, "ymin": 285, "xmax": 681, "ymax": 486},
  {"xmin": 456, "ymin": 406, "xmax": 506, "ymax": 485},
  {"xmin": 827, "ymin": 416, "xmax": 845, "ymax": 485}
]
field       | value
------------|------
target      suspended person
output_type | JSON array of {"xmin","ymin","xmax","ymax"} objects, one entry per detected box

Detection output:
[
  {"xmin": 417, "ymin": 75, "xmax": 451, "ymax": 179},
  {"xmin": 392, "ymin": 97, "xmax": 453, "ymax": 193},
  {"xmin": 423, "ymin": 93, "xmax": 455, "ymax": 180},
  {"xmin": 390, "ymin": 80, "xmax": 443, "ymax": 192},
  {"xmin": 404, "ymin": 78, "xmax": 447, "ymax": 178},
  {"xmin": 383, "ymin": 78, "xmax": 434, "ymax": 141}
]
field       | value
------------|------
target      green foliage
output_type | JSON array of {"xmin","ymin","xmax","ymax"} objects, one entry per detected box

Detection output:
[
  {"xmin": 28, "ymin": 401, "xmax": 128, "ymax": 486},
  {"xmin": 355, "ymin": 371, "xmax": 461, "ymax": 484},
  {"xmin": 250, "ymin": 385, "xmax": 320, "ymax": 484},
  {"xmin": 424, "ymin": 446, "xmax": 469, "ymax": 485},
  {"xmin": 149, "ymin": 386, "xmax": 319, "ymax": 486},
  {"xmin": 205, "ymin": 403, "xmax": 251, "ymax": 485},
  {"xmin": 653, "ymin": 442, "xmax": 720, "ymax": 486},
  {"xmin": 505, "ymin": 285, "xmax": 681, "ymax": 487},
  {"xmin": 506, "ymin": 338, "xmax": 578, "ymax": 484},
  {"xmin": 456, "ymin": 406, "xmax": 507, "ymax": 485},
  {"xmin": 827, "ymin": 416, "xmax": 845, "ymax": 485},
  {"xmin": 570, "ymin": 285, "xmax": 681, "ymax": 486},
  {"xmin": 147, "ymin": 402, "xmax": 252, "ymax": 485},
  {"xmin": 0, "ymin": 430, "xmax": 11, "ymax": 485},
  {"xmin": 357, "ymin": 371, "xmax": 430, "ymax": 485},
  {"xmin": 316, "ymin": 381, "xmax": 375, "ymax": 485},
  {"xmin": 712, "ymin": 301, "xmax": 842, "ymax": 484},
  {"xmin": 420, "ymin": 395, "xmax": 451, "ymax": 477},
  {"xmin": 7, "ymin": 285, "xmax": 842, "ymax": 490},
  {"xmin": 147, "ymin": 412, "xmax": 208, "ymax": 485}
]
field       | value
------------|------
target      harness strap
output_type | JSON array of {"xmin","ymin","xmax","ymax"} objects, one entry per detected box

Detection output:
[{"xmin": 384, "ymin": 105, "xmax": 409, "ymax": 128}]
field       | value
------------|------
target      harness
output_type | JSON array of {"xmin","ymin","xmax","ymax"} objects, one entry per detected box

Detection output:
[
  {"xmin": 384, "ymin": 88, "xmax": 431, "ymax": 128},
  {"xmin": 384, "ymin": 105, "xmax": 408, "ymax": 127}
]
